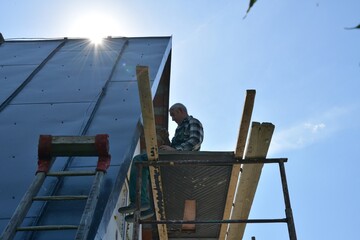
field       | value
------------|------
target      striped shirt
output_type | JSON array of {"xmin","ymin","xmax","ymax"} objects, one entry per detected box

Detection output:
[{"xmin": 171, "ymin": 115, "xmax": 204, "ymax": 151}]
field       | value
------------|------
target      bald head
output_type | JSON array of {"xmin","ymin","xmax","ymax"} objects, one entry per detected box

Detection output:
[
  {"xmin": 169, "ymin": 103, "xmax": 188, "ymax": 125},
  {"xmin": 170, "ymin": 103, "xmax": 187, "ymax": 114}
]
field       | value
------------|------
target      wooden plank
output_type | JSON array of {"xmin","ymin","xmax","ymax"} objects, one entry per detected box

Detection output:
[
  {"xmin": 142, "ymin": 228, "xmax": 153, "ymax": 239},
  {"xmin": 219, "ymin": 90, "xmax": 255, "ymax": 239},
  {"xmin": 136, "ymin": 65, "xmax": 168, "ymax": 240},
  {"xmin": 235, "ymin": 90, "xmax": 256, "ymax": 158},
  {"xmin": 136, "ymin": 66, "xmax": 158, "ymax": 160},
  {"xmin": 51, "ymin": 136, "xmax": 98, "ymax": 156},
  {"xmin": 182, "ymin": 200, "xmax": 196, "ymax": 232},
  {"xmin": 226, "ymin": 122, "xmax": 274, "ymax": 240},
  {"xmin": 51, "ymin": 136, "xmax": 96, "ymax": 144}
]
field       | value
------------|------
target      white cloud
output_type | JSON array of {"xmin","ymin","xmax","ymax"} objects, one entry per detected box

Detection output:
[
  {"xmin": 269, "ymin": 122, "xmax": 325, "ymax": 155},
  {"xmin": 268, "ymin": 106, "xmax": 354, "ymax": 155},
  {"xmin": 304, "ymin": 122, "xmax": 326, "ymax": 133}
]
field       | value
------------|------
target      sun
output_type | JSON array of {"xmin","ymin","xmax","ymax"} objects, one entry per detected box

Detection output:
[
  {"xmin": 89, "ymin": 35, "xmax": 103, "ymax": 45},
  {"xmin": 70, "ymin": 12, "xmax": 119, "ymax": 45}
]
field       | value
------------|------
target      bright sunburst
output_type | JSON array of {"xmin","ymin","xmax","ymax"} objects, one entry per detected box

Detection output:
[{"xmin": 70, "ymin": 12, "xmax": 119, "ymax": 45}]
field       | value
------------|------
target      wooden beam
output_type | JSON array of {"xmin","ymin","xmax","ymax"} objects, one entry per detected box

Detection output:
[
  {"xmin": 182, "ymin": 200, "xmax": 196, "ymax": 232},
  {"xmin": 235, "ymin": 90, "xmax": 256, "ymax": 158},
  {"xmin": 226, "ymin": 122, "xmax": 274, "ymax": 240},
  {"xmin": 219, "ymin": 90, "xmax": 255, "ymax": 239},
  {"xmin": 38, "ymin": 135, "xmax": 110, "ymax": 157},
  {"xmin": 136, "ymin": 66, "xmax": 168, "ymax": 240},
  {"xmin": 51, "ymin": 136, "xmax": 99, "ymax": 156}
]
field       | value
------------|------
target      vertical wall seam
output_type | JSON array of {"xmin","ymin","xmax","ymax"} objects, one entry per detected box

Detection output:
[{"xmin": 79, "ymin": 39, "xmax": 129, "ymax": 136}]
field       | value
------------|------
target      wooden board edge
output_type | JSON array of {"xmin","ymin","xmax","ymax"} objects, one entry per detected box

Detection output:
[
  {"xmin": 136, "ymin": 65, "xmax": 168, "ymax": 240},
  {"xmin": 226, "ymin": 122, "xmax": 274, "ymax": 240},
  {"xmin": 219, "ymin": 90, "xmax": 256, "ymax": 239}
]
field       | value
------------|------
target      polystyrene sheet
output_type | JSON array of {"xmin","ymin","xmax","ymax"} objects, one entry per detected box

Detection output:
[
  {"xmin": 0, "ymin": 65, "xmax": 38, "ymax": 105},
  {"xmin": 11, "ymin": 51, "xmax": 116, "ymax": 104},
  {"xmin": 0, "ymin": 41, "xmax": 61, "ymax": 65},
  {"xmin": 114, "ymin": 38, "xmax": 169, "ymax": 81}
]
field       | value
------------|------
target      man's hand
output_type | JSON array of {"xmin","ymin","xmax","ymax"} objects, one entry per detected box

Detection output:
[
  {"xmin": 159, "ymin": 145, "xmax": 176, "ymax": 151},
  {"xmin": 157, "ymin": 128, "xmax": 171, "ymax": 146}
]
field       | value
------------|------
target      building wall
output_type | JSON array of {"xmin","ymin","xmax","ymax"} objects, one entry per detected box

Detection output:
[{"xmin": 0, "ymin": 37, "xmax": 172, "ymax": 240}]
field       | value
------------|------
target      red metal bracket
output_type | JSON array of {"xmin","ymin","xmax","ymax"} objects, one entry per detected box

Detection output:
[
  {"xmin": 37, "ymin": 134, "xmax": 111, "ymax": 173},
  {"xmin": 37, "ymin": 135, "xmax": 52, "ymax": 173},
  {"xmin": 95, "ymin": 134, "xmax": 111, "ymax": 172}
]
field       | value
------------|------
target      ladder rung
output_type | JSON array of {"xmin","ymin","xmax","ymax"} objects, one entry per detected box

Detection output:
[
  {"xmin": 17, "ymin": 225, "xmax": 78, "ymax": 231},
  {"xmin": 47, "ymin": 170, "xmax": 96, "ymax": 177},
  {"xmin": 33, "ymin": 195, "xmax": 88, "ymax": 201}
]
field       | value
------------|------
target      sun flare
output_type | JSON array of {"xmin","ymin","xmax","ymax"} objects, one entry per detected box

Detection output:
[{"xmin": 70, "ymin": 12, "xmax": 119, "ymax": 45}]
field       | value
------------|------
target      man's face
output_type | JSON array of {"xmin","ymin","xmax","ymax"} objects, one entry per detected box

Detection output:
[{"xmin": 170, "ymin": 108, "xmax": 184, "ymax": 125}]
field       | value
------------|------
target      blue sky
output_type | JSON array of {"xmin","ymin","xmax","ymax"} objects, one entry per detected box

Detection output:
[{"xmin": 1, "ymin": 0, "xmax": 359, "ymax": 239}]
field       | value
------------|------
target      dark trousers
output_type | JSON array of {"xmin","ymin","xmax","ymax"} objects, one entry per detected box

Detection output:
[{"xmin": 129, "ymin": 153, "xmax": 150, "ymax": 205}]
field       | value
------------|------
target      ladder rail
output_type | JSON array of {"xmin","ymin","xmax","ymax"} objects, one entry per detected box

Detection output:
[
  {"xmin": 75, "ymin": 171, "xmax": 105, "ymax": 240},
  {"xmin": 24, "ymin": 168, "xmax": 97, "ymax": 240},
  {"xmin": 20, "ymin": 161, "xmax": 99, "ymax": 239},
  {"xmin": 0, "ymin": 172, "xmax": 47, "ymax": 240}
]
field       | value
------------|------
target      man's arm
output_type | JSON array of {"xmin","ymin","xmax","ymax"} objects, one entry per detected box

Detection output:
[{"xmin": 159, "ymin": 145, "xmax": 176, "ymax": 151}]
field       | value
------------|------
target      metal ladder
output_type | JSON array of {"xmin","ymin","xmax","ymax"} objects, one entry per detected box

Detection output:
[{"xmin": 0, "ymin": 134, "xmax": 111, "ymax": 240}]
